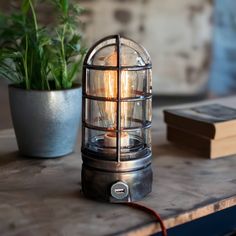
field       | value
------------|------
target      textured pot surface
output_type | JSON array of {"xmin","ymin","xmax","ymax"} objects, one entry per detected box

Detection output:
[{"xmin": 9, "ymin": 85, "xmax": 82, "ymax": 158}]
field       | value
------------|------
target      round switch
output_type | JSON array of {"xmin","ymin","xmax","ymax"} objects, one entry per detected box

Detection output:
[{"xmin": 111, "ymin": 181, "xmax": 129, "ymax": 200}]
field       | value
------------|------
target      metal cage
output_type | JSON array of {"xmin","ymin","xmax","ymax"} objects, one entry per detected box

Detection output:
[{"xmin": 81, "ymin": 35, "xmax": 153, "ymax": 202}]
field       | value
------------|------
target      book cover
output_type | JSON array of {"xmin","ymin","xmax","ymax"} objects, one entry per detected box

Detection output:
[{"xmin": 164, "ymin": 104, "xmax": 236, "ymax": 139}]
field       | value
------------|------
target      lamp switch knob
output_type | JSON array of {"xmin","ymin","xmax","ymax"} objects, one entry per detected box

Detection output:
[{"xmin": 111, "ymin": 181, "xmax": 129, "ymax": 200}]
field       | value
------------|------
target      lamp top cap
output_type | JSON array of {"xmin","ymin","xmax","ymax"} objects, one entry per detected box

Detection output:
[{"xmin": 84, "ymin": 35, "xmax": 152, "ymax": 67}]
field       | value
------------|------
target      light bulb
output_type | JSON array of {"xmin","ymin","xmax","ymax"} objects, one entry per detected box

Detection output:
[{"xmin": 92, "ymin": 50, "xmax": 138, "ymax": 147}]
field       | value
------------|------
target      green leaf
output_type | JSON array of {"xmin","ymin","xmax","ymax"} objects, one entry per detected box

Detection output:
[
  {"xmin": 0, "ymin": 0, "xmax": 87, "ymax": 90},
  {"xmin": 68, "ymin": 61, "xmax": 79, "ymax": 82},
  {"xmin": 21, "ymin": 0, "xmax": 30, "ymax": 15},
  {"xmin": 60, "ymin": 0, "xmax": 69, "ymax": 15}
]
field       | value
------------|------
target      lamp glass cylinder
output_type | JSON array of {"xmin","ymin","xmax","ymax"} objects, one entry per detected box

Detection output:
[{"xmin": 81, "ymin": 35, "xmax": 153, "ymax": 202}]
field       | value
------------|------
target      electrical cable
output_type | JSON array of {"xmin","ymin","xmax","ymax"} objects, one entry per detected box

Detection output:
[{"xmin": 125, "ymin": 202, "xmax": 167, "ymax": 236}]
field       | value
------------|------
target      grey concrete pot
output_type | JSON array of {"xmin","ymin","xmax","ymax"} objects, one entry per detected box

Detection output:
[{"xmin": 8, "ymin": 85, "xmax": 82, "ymax": 158}]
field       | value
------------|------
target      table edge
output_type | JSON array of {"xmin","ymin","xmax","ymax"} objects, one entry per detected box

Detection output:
[{"xmin": 113, "ymin": 195, "xmax": 236, "ymax": 236}]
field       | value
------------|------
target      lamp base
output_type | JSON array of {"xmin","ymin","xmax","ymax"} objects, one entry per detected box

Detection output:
[{"xmin": 81, "ymin": 164, "xmax": 153, "ymax": 202}]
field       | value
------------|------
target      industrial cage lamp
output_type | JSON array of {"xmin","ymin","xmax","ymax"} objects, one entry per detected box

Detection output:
[{"xmin": 81, "ymin": 35, "xmax": 152, "ymax": 202}]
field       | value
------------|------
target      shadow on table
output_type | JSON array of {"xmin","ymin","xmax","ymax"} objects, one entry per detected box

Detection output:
[
  {"xmin": 153, "ymin": 142, "xmax": 206, "ymax": 160},
  {"xmin": 0, "ymin": 151, "xmax": 20, "ymax": 166}
]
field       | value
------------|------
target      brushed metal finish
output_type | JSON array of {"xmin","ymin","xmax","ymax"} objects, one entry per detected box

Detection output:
[
  {"xmin": 82, "ymin": 164, "xmax": 153, "ymax": 202},
  {"xmin": 9, "ymin": 85, "xmax": 82, "ymax": 158},
  {"xmin": 82, "ymin": 150, "xmax": 152, "ymax": 172},
  {"xmin": 82, "ymin": 148, "xmax": 152, "ymax": 202}
]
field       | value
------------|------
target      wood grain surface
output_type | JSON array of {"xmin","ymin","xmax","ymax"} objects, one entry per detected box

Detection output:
[{"xmin": 0, "ymin": 97, "xmax": 236, "ymax": 236}]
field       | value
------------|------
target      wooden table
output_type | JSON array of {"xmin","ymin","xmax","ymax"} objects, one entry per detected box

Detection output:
[{"xmin": 1, "ymin": 96, "xmax": 236, "ymax": 236}]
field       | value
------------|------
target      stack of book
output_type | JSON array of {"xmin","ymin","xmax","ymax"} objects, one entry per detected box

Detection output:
[{"xmin": 164, "ymin": 104, "xmax": 236, "ymax": 159}]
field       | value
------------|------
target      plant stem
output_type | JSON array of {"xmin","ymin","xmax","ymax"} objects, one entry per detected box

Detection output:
[
  {"xmin": 43, "ymin": 63, "xmax": 50, "ymax": 90},
  {"xmin": 46, "ymin": 78, "xmax": 50, "ymax": 90},
  {"xmin": 23, "ymin": 35, "xmax": 30, "ymax": 89},
  {"xmin": 61, "ymin": 24, "xmax": 68, "ymax": 87},
  {"xmin": 29, "ymin": 0, "xmax": 38, "ymax": 38}
]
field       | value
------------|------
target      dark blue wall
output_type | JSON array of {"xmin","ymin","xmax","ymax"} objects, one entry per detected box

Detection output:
[{"xmin": 210, "ymin": 0, "xmax": 236, "ymax": 96}]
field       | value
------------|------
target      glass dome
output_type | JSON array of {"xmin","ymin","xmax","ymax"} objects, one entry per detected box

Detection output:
[
  {"xmin": 85, "ymin": 36, "xmax": 151, "ymax": 67},
  {"xmin": 82, "ymin": 35, "xmax": 152, "ymax": 161}
]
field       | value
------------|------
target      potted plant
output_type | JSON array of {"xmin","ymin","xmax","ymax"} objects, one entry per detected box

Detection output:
[{"xmin": 0, "ymin": 0, "xmax": 86, "ymax": 158}]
